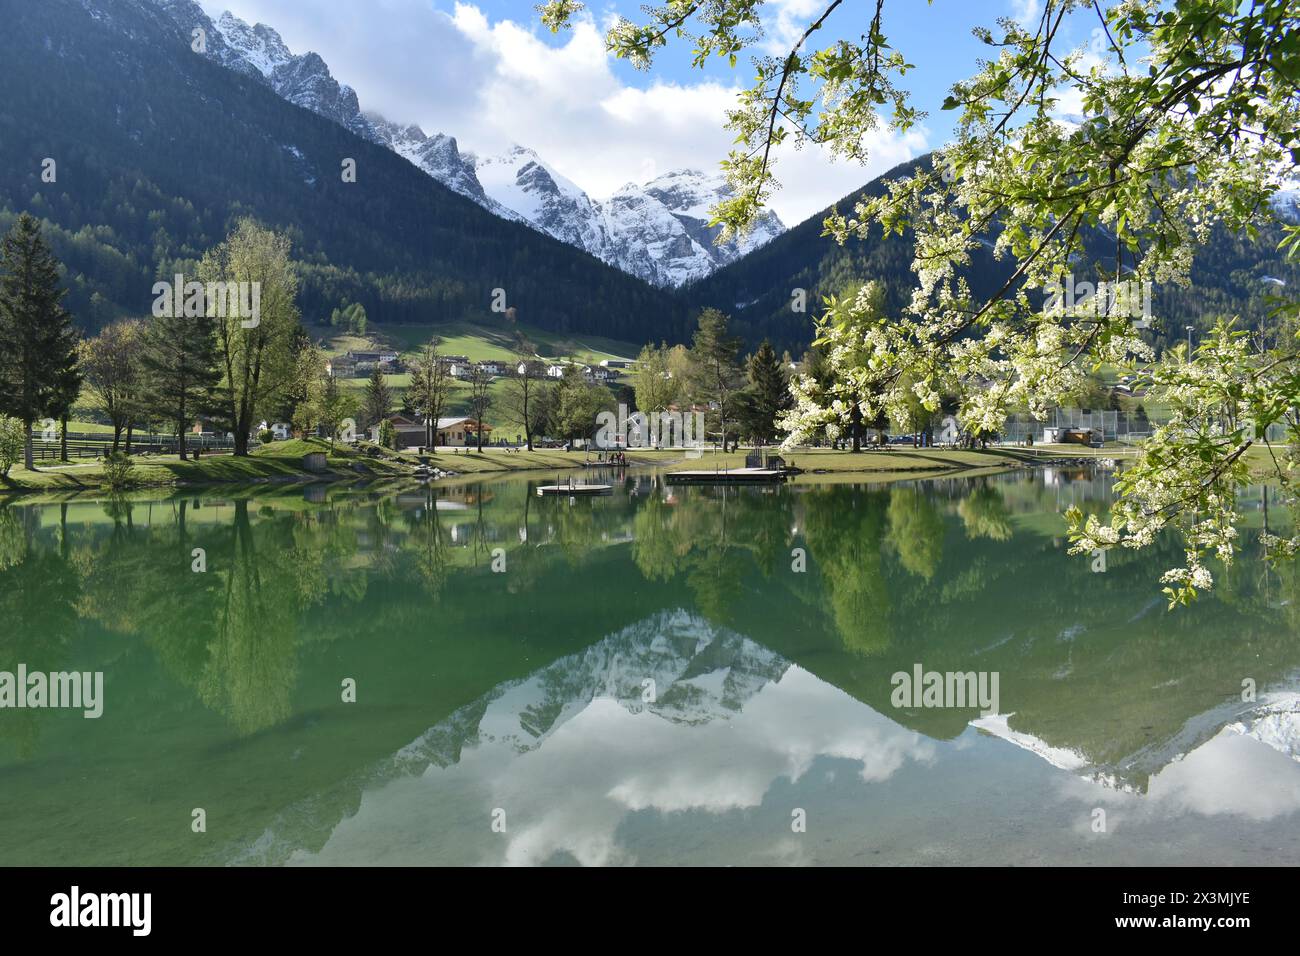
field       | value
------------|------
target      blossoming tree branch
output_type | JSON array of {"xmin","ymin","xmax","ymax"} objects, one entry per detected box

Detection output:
[{"xmin": 541, "ymin": 0, "xmax": 1300, "ymax": 605}]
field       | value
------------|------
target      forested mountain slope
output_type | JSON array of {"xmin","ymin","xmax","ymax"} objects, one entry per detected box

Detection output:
[{"xmin": 0, "ymin": 0, "xmax": 686, "ymax": 341}]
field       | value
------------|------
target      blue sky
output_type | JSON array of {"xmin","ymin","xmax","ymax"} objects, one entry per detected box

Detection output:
[{"xmin": 201, "ymin": 0, "xmax": 1098, "ymax": 224}]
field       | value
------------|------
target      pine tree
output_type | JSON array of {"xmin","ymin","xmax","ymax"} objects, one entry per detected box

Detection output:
[
  {"xmin": 741, "ymin": 340, "xmax": 790, "ymax": 445},
  {"xmin": 689, "ymin": 308, "xmax": 743, "ymax": 452},
  {"xmin": 362, "ymin": 364, "xmax": 393, "ymax": 431},
  {"xmin": 138, "ymin": 305, "xmax": 221, "ymax": 462},
  {"xmin": 0, "ymin": 213, "xmax": 81, "ymax": 470},
  {"xmin": 50, "ymin": 352, "xmax": 83, "ymax": 463}
]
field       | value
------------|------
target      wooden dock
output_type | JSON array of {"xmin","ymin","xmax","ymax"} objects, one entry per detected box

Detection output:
[{"xmin": 665, "ymin": 468, "xmax": 788, "ymax": 485}]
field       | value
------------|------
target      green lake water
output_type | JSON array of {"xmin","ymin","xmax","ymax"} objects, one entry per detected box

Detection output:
[{"xmin": 1, "ymin": 466, "xmax": 1298, "ymax": 866}]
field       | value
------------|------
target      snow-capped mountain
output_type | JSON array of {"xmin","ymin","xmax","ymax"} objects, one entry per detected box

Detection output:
[
  {"xmin": 365, "ymin": 115, "xmax": 524, "ymax": 222},
  {"xmin": 1270, "ymin": 186, "xmax": 1300, "ymax": 224},
  {"xmin": 601, "ymin": 170, "xmax": 786, "ymax": 286},
  {"xmin": 469, "ymin": 146, "xmax": 612, "ymax": 258},
  {"xmin": 145, "ymin": 2, "xmax": 784, "ymax": 287},
  {"xmin": 150, "ymin": 3, "xmax": 378, "ymax": 141},
  {"xmin": 644, "ymin": 169, "xmax": 786, "ymax": 261},
  {"xmin": 466, "ymin": 153, "xmax": 786, "ymax": 286}
]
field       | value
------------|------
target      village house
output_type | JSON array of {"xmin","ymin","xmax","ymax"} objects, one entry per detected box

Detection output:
[
  {"xmin": 434, "ymin": 416, "xmax": 492, "ymax": 445},
  {"xmin": 325, "ymin": 354, "xmax": 355, "ymax": 378},
  {"xmin": 367, "ymin": 415, "xmax": 493, "ymax": 449},
  {"xmin": 350, "ymin": 350, "xmax": 400, "ymax": 373},
  {"xmin": 328, "ymin": 349, "xmax": 400, "ymax": 377}
]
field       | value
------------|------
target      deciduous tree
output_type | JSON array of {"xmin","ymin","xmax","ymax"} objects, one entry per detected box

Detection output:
[
  {"xmin": 81, "ymin": 319, "xmax": 144, "ymax": 453},
  {"xmin": 202, "ymin": 220, "xmax": 301, "ymax": 456},
  {"xmin": 540, "ymin": 0, "xmax": 1300, "ymax": 598}
]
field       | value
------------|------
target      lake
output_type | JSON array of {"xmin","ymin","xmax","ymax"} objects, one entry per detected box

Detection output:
[{"xmin": 1, "ymin": 467, "xmax": 1297, "ymax": 866}]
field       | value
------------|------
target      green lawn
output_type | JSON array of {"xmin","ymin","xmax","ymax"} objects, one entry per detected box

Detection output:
[
  {"xmin": 1, "ymin": 438, "xmax": 409, "ymax": 494},
  {"xmin": 65, "ymin": 419, "xmax": 116, "ymax": 434}
]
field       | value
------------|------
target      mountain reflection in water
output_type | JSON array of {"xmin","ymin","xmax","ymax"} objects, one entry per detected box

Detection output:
[{"xmin": 0, "ymin": 470, "xmax": 1297, "ymax": 865}]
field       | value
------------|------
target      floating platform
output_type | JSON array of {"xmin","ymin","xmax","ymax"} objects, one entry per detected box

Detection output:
[
  {"xmin": 665, "ymin": 468, "xmax": 788, "ymax": 484},
  {"xmin": 537, "ymin": 482, "xmax": 612, "ymax": 496}
]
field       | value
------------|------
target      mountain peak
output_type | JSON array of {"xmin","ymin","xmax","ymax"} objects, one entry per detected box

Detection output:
[
  {"xmin": 213, "ymin": 10, "xmax": 292, "ymax": 77},
  {"xmin": 147, "ymin": 0, "xmax": 784, "ymax": 286}
]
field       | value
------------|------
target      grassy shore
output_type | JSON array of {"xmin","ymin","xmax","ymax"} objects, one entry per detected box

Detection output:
[
  {"xmin": 0, "ymin": 438, "xmax": 409, "ymax": 493},
  {"xmin": 11, "ymin": 438, "xmax": 1277, "ymax": 498},
  {"xmin": 1, "ymin": 440, "xmax": 1104, "ymax": 495}
]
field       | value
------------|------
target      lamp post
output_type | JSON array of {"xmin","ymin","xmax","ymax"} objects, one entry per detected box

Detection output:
[{"xmin": 1185, "ymin": 324, "xmax": 1195, "ymax": 359}]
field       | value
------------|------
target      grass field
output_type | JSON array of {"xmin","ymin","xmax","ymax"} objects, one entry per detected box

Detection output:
[
  {"xmin": 309, "ymin": 317, "xmax": 638, "ymax": 366},
  {"xmin": 307, "ymin": 317, "xmax": 640, "ymax": 435}
]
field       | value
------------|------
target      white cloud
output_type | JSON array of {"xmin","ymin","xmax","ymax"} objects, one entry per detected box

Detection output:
[
  {"xmin": 759, "ymin": 0, "xmax": 827, "ymax": 55},
  {"xmin": 201, "ymin": 0, "xmax": 928, "ymax": 225},
  {"xmin": 1011, "ymin": 0, "xmax": 1043, "ymax": 27}
]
